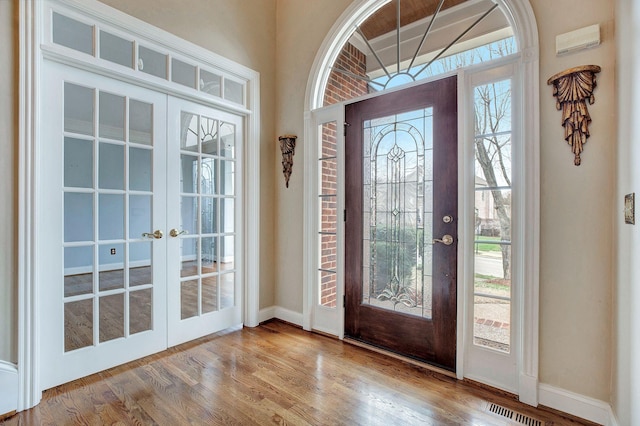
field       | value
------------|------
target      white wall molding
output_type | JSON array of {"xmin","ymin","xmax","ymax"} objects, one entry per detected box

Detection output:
[
  {"xmin": 258, "ymin": 306, "xmax": 303, "ymax": 328},
  {"xmin": 539, "ymin": 383, "xmax": 614, "ymax": 426},
  {"xmin": 0, "ymin": 362, "xmax": 18, "ymax": 415}
]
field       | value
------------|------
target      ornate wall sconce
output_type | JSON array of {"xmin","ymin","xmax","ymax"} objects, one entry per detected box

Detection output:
[
  {"xmin": 547, "ymin": 65, "xmax": 601, "ymax": 166},
  {"xmin": 279, "ymin": 135, "xmax": 297, "ymax": 188}
]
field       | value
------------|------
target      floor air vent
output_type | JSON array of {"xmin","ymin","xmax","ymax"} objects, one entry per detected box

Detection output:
[
  {"xmin": 489, "ymin": 403, "xmax": 514, "ymax": 419},
  {"xmin": 488, "ymin": 403, "xmax": 543, "ymax": 426}
]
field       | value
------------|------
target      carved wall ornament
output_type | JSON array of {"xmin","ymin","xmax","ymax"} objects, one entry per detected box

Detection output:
[
  {"xmin": 547, "ymin": 65, "xmax": 601, "ymax": 166},
  {"xmin": 279, "ymin": 135, "xmax": 297, "ymax": 188}
]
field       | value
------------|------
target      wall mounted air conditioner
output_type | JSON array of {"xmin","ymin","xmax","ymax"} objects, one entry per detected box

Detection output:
[{"xmin": 556, "ymin": 24, "xmax": 600, "ymax": 55}]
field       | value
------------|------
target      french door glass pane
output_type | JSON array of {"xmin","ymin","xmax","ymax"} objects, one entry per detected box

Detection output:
[
  {"xmin": 64, "ymin": 83, "xmax": 94, "ymax": 135},
  {"xmin": 99, "ymin": 92, "xmax": 125, "ymax": 141},
  {"xmin": 362, "ymin": 108, "xmax": 433, "ymax": 318},
  {"xmin": 138, "ymin": 46, "xmax": 167, "ymax": 79},
  {"xmin": 99, "ymin": 143, "xmax": 124, "ymax": 190},
  {"xmin": 64, "ymin": 137, "xmax": 93, "ymax": 188},
  {"xmin": 64, "ymin": 245, "xmax": 93, "ymax": 297},
  {"xmin": 129, "ymin": 147, "xmax": 152, "ymax": 191},
  {"xmin": 98, "ymin": 243, "xmax": 124, "ymax": 291},
  {"xmin": 129, "ymin": 288, "xmax": 152, "ymax": 334},
  {"xmin": 129, "ymin": 100, "xmax": 153, "ymax": 145},
  {"xmin": 53, "ymin": 13, "xmax": 94, "ymax": 56},
  {"xmin": 99, "ymin": 31, "xmax": 133, "ymax": 68},
  {"xmin": 99, "ymin": 293, "xmax": 125, "ymax": 343},
  {"xmin": 65, "ymin": 299, "xmax": 93, "ymax": 352},
  {"xmin": 473, "ymin": 78, "xmax": 512, "ymax": 353},
  {"xmin": 64, "ymin": 193, "xmax": 93, "ymax": 242}
]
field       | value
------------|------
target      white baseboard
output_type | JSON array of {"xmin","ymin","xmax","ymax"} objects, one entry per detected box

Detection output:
[
  {"xmin": 0, "ymin": 361, "xmax": 18, "ymax": 416},
  {"xmin": 539, "ymin": 383, "xmax": 612, "ymax": 425},
  {"xmin": 258, "ymin": 306, "xmax": 276, "ymax": 323},
  {"xmin": 257, "ymin": 306, "xmax": 303, "ymax": 327},
  {"xmin": 608, "ymin": 407, "xmax": 620, "ymax": 426}
]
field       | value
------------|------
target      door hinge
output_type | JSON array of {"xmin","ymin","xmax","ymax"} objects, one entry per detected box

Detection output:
[
  {"xmin": 343, "ymin": 121, "xmax": 350, "ymax": 136},
  {"xmin": 343, "ymin": 294, "xmax": 346, "ymax": 308},
  {"xmin": 343, "ymin": 209, "xmax": 347, "ymax": 222}
]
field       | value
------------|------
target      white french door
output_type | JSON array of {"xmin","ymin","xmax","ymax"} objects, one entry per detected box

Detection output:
[
  {"xmin": 166, "ymin": 97, "xmax": 243, "ymax": 346},
  {"xmin": 40, "ymin": 62, "xmax": 243, "ymax": 389}
]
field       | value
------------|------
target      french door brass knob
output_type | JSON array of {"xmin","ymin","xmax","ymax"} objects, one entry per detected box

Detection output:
[
  {"xmin": 170, "ymin": 228, "xmax": 188, "ymax": 237},
  {"xmin": 142, "ymin": 230, "xmax": 163, "ymax": 239}
]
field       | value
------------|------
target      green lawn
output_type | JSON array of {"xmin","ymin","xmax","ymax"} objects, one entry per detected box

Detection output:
[{"xmin": 474, "ymin": 235, "xmax": 507, "ymax": 252}]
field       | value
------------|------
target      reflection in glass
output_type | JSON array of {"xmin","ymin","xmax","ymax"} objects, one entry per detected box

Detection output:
[
  {"xmin": 181, "ymin": 280, "xmax": 199, "ymax": 319},
  {"xmin": 130, "ymin": 288, "xmax": 152, "ymax": 334},
  {"xmin": 64, "ymin": 246, "xmax": 93, "ymax": 297},
  {"xmin": 201, "ymin": 197, "xmax": 217, "ymax": 234},
  {"xmin": 64, "ymin": 192, "xmax": 93, "ymax": 242},
  {"xmin": 224, "ymin": 79, "xmax": 244, "ymax": 105},
  {"xmin": 65, "ymin": 138, "xmax": 93, "ymax": 188},
  {"xmin": 100, "ymin": 31, "xmax": 133, "ymax": 68},
  {"xmin": 202, "ymin": 275, "xmax": 218, "ymax": 313},
  {"xmin": 172, "ymin": 59, "xmax": 197, "ymax": 89},
  {"xmin": 220, "ymin": 273, "xmax": 234, "ymax": 309},
  {"xmin": 130, "ymin": 147, "xmax": 152, "ymax": 191},
  {"xmin": 99, "ymin": 143, "xmax": 125, "ymax": 190},
  {"xmin": 129, "ymin": 99, "xmax": 153, "ymax": 145},
  {"xmin": 181, "ymin": 112, "xmax": 199, "ymax": 152},
  {"xmin": 130, "ymin": 242, "xmax": 152, "ymax": 287},
  {"xmin": 99, "ymin": 293, "xmax": 125, "ymax": 343},
  {"xmin": 129, "ymin": 195, "xmax": 152, "ymax": 239},
  {"xmin": 181, "ymin": 155, "xmax": 198, "ymax": 193},
  {"xmin": 65, "ymin": 299, "xmax": 93, "ymax": 352},
  {"xmin": 201, "ymin": 116, "xmax": 218, "ymax": 155},
  {"xmin": 220, "ymin": 160, "xmax": 235, "ymax": 196},
  {"xmin": 220, "ymin": 123, "xmax": 235, "ymax": 158},
  {"xmin": 200, "ymin": 70, "xmax": 221, "ymax": 97},
  {"xmin": 99, "ymin": 194, "xmax": 125, "ymax": 241},
  {"xmin": 138, "ymin": 46, "xmax": 167, "ymax": 79},
  {"xmin": 99, "ymin": 243, "xmax": 124, "ymax": 291},
  {"xmin": 181, "ymin": 196, "xmax": 198, "ymax": 235},
  {"xmin": 201, "ymin": 158, "xmax": 216, "ymax": 195},
  {"xmin": 99, "ymin": 92, "xmax": 125, "ymax": 141},
  {"xmin": 201, "ymin": 236, "xmax": 216, "ymax": 274},
  {"xmin": 53, "ymin": 13, "xmax": 93, "ymax": 55},
  {"xmin": 180, "ymin": 238, "xmax": 198, "ymax": 278},
  {"xmin": 64, "ymin": 83, "xmax": 94, "ymax": 135},
  {"xmin": 220, "ymin": 198, "xmax": 234, "ymax": 233}
]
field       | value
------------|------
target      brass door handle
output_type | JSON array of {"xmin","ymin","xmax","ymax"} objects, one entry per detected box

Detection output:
[
  {"xmin": 169, "ymin": 228, "xmax": 188, "ymax": 237},
  {"xmin": 433, "ymin": 234, "xmax": 454, "ymax": 245},
  {"xmin": 142, "ymin": 230, "xmax": 163, "ymax": 239}
]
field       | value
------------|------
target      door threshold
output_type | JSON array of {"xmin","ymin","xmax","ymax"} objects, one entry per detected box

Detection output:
[{"xmin": 342, "ymin": 337, "xmax": 456, "ymax": 379}]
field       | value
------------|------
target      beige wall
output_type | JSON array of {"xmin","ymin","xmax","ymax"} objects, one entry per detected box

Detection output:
[
  {"xmin": 532, "ymin": 0, "xmax": 615, "ymax": 401},
  {"xmin": 274, "ymin": 0, "xmax": 615, "ymax": 401},
  {"xmin": 99, "ymin": 0, "xmax": 278, "ymax": 310},
  {"xmin": 0, "ymin": 0, "xmax": 16, "ymax": 364},
  {"xmin": 274, "ymin": 0, "xmax": 353, "ymax": 312},
  {"xmin": 615, "ymin": 0, "xmax": 638, "ymax": 423}
]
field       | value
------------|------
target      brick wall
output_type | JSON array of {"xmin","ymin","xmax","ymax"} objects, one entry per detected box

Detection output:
[{"xmin": 318, "ymin": 43, "xmax": 368, "ymax": 308}]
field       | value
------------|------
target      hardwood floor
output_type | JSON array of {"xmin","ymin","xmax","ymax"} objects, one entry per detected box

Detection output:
[{"xmin": 2, "ymin": 320, "xmax": 595, "ymax": 425}]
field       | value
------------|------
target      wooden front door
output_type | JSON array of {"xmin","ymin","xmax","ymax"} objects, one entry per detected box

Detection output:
[{"xmin": 345, "ymin": 76, "xmax": 458, "ymax": 371}]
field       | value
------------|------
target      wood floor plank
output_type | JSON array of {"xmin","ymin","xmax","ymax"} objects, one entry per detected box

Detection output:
[{"xmin": 2, "ymin": 320, "xmax": 597, "ymax": 426}]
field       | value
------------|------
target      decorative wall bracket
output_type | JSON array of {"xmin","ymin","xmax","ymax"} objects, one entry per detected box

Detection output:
[
  {"xmin": 279, "ymin": 135, "xmax": 297, "ymax": 188},
  {"xmin": 547, "ymin": 65, "xmax": 601, "ymax": 166}
]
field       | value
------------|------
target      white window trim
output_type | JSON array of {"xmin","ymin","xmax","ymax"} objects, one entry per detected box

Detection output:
[
  {"xmin": 303, "ymin": 0, "xmax": 539, "ymax": 405},
  {"xmin": 18, "ymin": 0, "xmax": 261, "ymax": 410}
]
